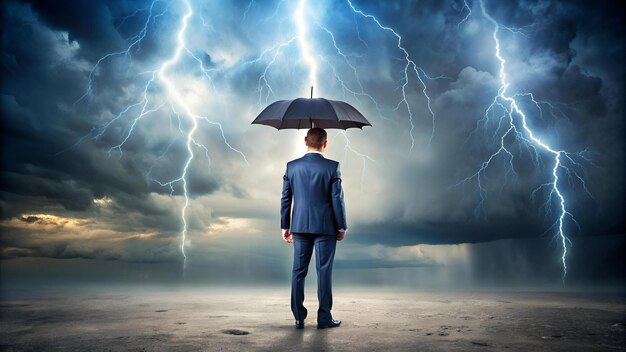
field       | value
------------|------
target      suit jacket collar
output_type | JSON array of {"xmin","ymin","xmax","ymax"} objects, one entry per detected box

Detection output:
[{"xmin": 305, "ymin": 151, "xmax": 324, "ymax": 158}]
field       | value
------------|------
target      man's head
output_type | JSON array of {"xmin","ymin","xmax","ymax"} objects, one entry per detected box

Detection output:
[{"xmin": 305, "ymin": 127, "xmax": 328, "ymax": 152}]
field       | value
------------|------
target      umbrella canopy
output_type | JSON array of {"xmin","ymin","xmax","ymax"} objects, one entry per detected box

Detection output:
[{"xmin": 251, "ymin": 97, "xmax": 372, "ymax": 130}]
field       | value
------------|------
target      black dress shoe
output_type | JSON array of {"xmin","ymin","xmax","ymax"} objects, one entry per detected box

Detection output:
[
  {"xmin": 317, "ymin": 319, "xmax": 341, "ymax": 329},
  {"xmin": 295, "ymin": 321, "xmax": 304, "ymax": 329}
]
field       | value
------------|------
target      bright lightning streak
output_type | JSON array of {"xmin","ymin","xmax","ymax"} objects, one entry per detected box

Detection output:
[
  {"xmin": 253, "ymin": 37, "xmax": 297, "ymax": 106},
  {"xmin": 152, "ymin": 0, "xmax": 249, "ymax": 267},
  {"xmin": 289, "ymin": 0, "xmax": 375, "ymax": 191},
  {"xmin": 250, "ymin": 0, "xmax": 441, "ymax": 159},
  {"xmin": 74, "ymin": 0, "xmax": 168, "ymax": 106},
  {"xmin": 222, "ymin": 0, "xmax": 378, "ymax": 194},
  {"xmin": 316, "ymin": 23, "xmax": 388, "ymax": 122},
  {"xmin": 346, "ymin": 0, "xmax": 438, "ymax": 149},
  {"xmin": 156, "ymin": 0, "xmax": 195, "ymax": 265},
  {"xmin": 456, "ymin": 0, "xmax": 591, "ymax": 281},
  {"xmin": 457, "ymin": 0, "xmax": 472, "ymax": 28},
  {"xmin": 70, "ymin": 0, "xmax": 248, "ymax": 267},
  {"xmin": 295, "ymin": 0, "xmax": 318, "ymax": 93},
  {"xmin": 332, "ymin": 131, "xmax": 376, "ymax": 194}
]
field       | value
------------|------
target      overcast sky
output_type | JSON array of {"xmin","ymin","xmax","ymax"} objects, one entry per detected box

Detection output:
[{"xmin": 1, "ymin": 0, "xmax": 624, "ymax": 289}]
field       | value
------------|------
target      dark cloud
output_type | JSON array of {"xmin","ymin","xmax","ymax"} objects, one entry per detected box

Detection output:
[
  {"xmin": 328, "ymin": 0, "xmax": 625, "ymax": 247},
  {"xmin": 0, "ymin": 0, "xmax": 624, "ymax": 286},
  {"xmin": 16, "ymin": 0, "xmax": 165, "ymax": 59}
]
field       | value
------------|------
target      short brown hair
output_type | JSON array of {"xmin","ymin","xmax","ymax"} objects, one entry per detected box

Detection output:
[{"xmin": 305, "ymin": 128, "xmax": 327, "ymax": 149}]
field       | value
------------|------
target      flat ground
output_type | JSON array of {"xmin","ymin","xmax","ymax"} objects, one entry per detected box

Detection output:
[{"xmin": 1, "ymin": 287, "xmax": 624, "ymax": 351}]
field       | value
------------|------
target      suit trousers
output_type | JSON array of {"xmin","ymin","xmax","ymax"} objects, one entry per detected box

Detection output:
[{"xmin": 291, "ymin": 233, "xmax": 337, "ymax": 325}]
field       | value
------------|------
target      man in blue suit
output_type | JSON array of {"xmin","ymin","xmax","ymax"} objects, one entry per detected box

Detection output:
[{"xmin": 281, "ymin": 127, "xmax": 347, "ymax": 330}]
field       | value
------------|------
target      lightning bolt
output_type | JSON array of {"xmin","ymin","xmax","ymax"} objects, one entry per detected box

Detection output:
[
  {"xmin": 345, "ymin": 0, "xmax": 440, "ymax": 149},
  {"xmin": 73, "ymin": 0, "xmax": 170, "ymax": 106},
  {"xmin": 227, "ymin": 0, "xmax": 381, "ymax": 194},
  {"xmin": 243, "ymin": 0, "xmax": 448, "ymax": 207},
  {"xmin": 295, "ymin": 0, "xmax": 318, "ymax": 94},
  {"xmin": 455, "ymin": 0, "xmax": 592, "ymax": 281},
  {"xmin": 292, "ymin": 0, "xmax": 379, "ymax": 192},
  {"xmin": 252, "ymin": 36, "xmax": 297, "ymax": 106},
  {"xmin": 458, "ymin": 0, "xmax": 472, "ymax": 28},
  {"xmin": 242, "ymin": 0, "xmax": 378, "ymax": 187},
  {"xmin": 252, "ymin": 0, "xmax": 441, "ymax": 144},
  {"xmin": 315, "ymin": 23, "xmax": 388, "ymax": 122},
  {"xmin": 70, "ymin": 0, "xmax": 248, "ymax": 267}
]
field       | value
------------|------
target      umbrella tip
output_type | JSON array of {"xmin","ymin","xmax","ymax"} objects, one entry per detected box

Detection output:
[{"xmin": 310, "ymin": 86, "xmax": 313, "ymax": 99}]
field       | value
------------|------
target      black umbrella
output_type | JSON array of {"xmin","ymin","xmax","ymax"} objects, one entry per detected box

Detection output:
[{"xmin": 251, "ymin": 87, "xmax": 372, "ymax": 130}]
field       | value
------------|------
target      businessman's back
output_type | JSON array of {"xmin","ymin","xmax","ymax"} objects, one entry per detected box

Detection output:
[
  {"xmin": 281, "ymin": 152, "xmax": 347, "ymax": 236},
  {"xmin": 280, "ymin": 128, "xmax": 347, "ymax": 329}
]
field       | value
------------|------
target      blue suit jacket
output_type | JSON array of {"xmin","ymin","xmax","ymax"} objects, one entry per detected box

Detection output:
[{"xmin": 281, "ymin": 152, "xmax": 347, "ymax": 235}]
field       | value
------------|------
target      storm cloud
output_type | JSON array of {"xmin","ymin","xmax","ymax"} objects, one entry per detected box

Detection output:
[{"xmin": 1, "ymin": 0, "xmax": 624, "ymax": 287}]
